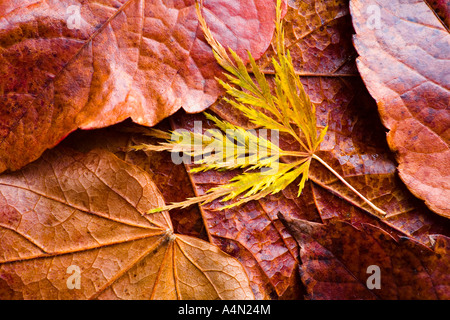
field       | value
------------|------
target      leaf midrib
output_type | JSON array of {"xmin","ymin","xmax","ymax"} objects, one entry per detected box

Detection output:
[
  {"xmin": 0, "ymin": 0, "xmax": 137, "ymax": 147},
  {"xmin": 0, "ymin": 228, "xmax": 168, "ymax": 265},
  {"xmin": 0, "ymin": 181, "xmax": 159, "ymax": 230}
]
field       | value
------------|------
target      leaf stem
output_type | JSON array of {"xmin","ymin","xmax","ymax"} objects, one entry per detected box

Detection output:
[
  {"xmin": 279, "ymin": 150, "xmax": 310, "ymax": 157},
  {"xmin": 311, "ymin": 154, "xmax": 387, "ymax": 217}
]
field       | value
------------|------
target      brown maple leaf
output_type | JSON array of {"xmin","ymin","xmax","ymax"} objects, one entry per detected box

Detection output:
[
  {"xmin": 61, "ymin": 120, "xmax": 208, "ymax": 240},
  {"xmin": 0, "ymin": 147, "xmax": 254, "ymax": 300}
]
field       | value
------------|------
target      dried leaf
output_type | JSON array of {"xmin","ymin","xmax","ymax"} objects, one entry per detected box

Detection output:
[
  {"xmin": 0, "ymin": 147, "xmax": 253, "ymax": 299},
  {"xmin": 62, "ymin": 121, "xmax": 208, "ymax": 240},
  {"xmin": 64, "ymin": 117, "xmax": 305, "ymax": 299},
  {"xmin": 3, "ymin": 0, "xmax": 448, "ymax": 301},
  {"xmin": 170, "ymin": 112, "xmax": 313, "ymax": 299},
  {"xmin": 350, "ymin": 0, "xmax": 450, "ymax": 217},
  {"xmin": 136, "ymin": 0, "xmax": 395, "ymax": 218},
  {"xmin": 212, "ymin": 1, "xmax": 450, "ymax": 245},
  {"xmin": 136, "ymin": 1, "xmax": 450, "ymax": 298},
  {"xmin": 0, "ymin": 0, "xmax": 279, "ymax": 173},
  {"xmin": 280, "ymin": 214, "xmax": 450, "ymax": 300},
  {"xmin": 301, "ymin": 78, "xmax": 450, "ymax": 244},
  {"xmin": 428, "ymin": 0, "xmax": 450, "ymax": 28}
]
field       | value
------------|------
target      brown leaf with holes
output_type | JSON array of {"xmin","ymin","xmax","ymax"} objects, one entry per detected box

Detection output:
[
  {"xmin": 350, "ymin": 0, "xmax": 450, "ymax": 217},
  {"xmin": 280, "ymin": 214, "xmax": 450, "ymax": 300},
  {"xmin": 0, "ymin": 0, "xmax": 280, "ymax": 173},
  {"xmin": 0, "ymin": 147, "xmax": 254, "ymax": 299}
]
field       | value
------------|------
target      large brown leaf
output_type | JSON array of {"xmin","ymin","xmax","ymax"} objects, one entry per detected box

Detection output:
[
  {"xmin": 280, "ymin": 214, "xmax": 450, "ymax": 300},
  {"xmin": 0, "ymin": 147, "xmax": 254, "ymax": 299},
  {"xmin": 0, "ymin": 0, "xmax": 279, "ymax": 173},
  {"xmin": 350, "ymin": 0, "xmax": 450, "ymax": 217}
]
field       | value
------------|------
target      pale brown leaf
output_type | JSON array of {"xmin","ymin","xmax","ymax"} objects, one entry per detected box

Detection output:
[{"xmin": 0, "ymin": 147, "xmax": 253, "ymax": 300}]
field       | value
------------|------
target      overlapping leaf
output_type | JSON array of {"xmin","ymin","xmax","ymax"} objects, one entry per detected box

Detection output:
[
  {"xmin": 350, "ymin": 0, "xmax": 450, "ymax": 217},
  {"xmin": 280, "ymin": 214, "xmax": 450, "ymax": 300},
  {"xmin": 211, "ymin": 0, "xmax": 450, "ymax": 243},
  {"xmin": 429, "ymin": 0, "xmax": 450, "ymax": 27},
  {"xmin": 0, "ymin": 147, "xmax": 253, "ymax": 299},
  {"xmin": 167, "ymin": 0, "xmax": 450, "ymax": 298},
  {"xmin": 62, "ymin": 121, "xmax": 208, "ymax": 240},
  {"xmin": 63, "ymin": 119, "xmax": 307, "ymax": 299},
  {"xmin": 104, "ymin": 0, "xmax": 449, "ymax": 299},
  {"xmin": 0, "ymin": 0, "xmax": 280, "ymax": 173},
  {"xmin": 1, "ymin": 0, "xmax": 449, "ymax": 301}
]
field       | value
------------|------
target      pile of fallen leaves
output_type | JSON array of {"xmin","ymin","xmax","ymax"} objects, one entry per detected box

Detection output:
[{"xmin": 0, "ymin": 0, "xmax": 448, "ymax": 300}]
